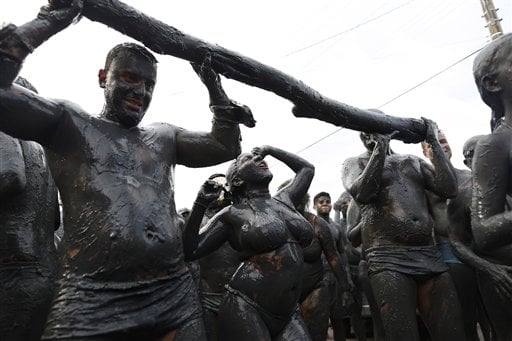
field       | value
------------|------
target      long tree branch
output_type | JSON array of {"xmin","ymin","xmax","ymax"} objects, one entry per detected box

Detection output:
[{"xmin": 82, "ymin": 0, "xmax": 427, "ymax": 143}]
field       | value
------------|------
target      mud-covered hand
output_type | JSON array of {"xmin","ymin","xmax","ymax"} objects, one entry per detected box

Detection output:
[
  {"xmin": 39, "ymin": 0, "xmax": 83, "ymax": 29},
  {"xmin": 251, "ymin": 145, "xmax": 272, "ymax": 159},
  {"xmin": 481, "ymin": 263, "xmax": 512, "ymax": 302},
  {"xmin": 192, "ymin": 54, "xmax": 256, "ymax": 128},
  {"xmin": 195, "ymin": 179, "xmax": 224, "ymax": 208},
  {"xmin": 421, "ymin": 117, "xmax": 439, "ymax": 145}
]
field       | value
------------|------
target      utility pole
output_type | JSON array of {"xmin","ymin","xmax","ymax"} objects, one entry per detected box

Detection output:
[{"xmin": 479, "ymin": 0, "xmax": 504, "ymax": 40}]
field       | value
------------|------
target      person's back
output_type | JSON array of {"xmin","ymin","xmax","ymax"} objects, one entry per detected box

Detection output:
[{"xmin": 0, "ymin": 78, "xmax": 59, "ymax": 341}]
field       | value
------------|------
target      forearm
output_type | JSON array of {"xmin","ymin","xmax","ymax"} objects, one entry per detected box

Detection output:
[
  {"xmin": 429, "ymin": 143, "xmax": 458, "ymax": 198},
  {"xmin": 0, "ymin": 15, "xmax": 68, "ymax": 86},
  {"xmin": 328, "ymin": 253, "xmax": 353, "ymax": 291},
  {"xmin": 267, "ymin": 146, "xmax": 314, "ymax": 174},
  {"xmin": 450, "ymin": 238, "xmax": 505, "ymax": 276},
  {"xmin": 182, "ymin": 200, "xmax": 209, "ymax": 261},
  {"xmin": 210, "ymin": 118, "xmax": 242, "ymax": 159},
  {"xmin": 472, "ymin": 210, "xmax": 512, "ymax": 251},
  {"xmin": 350, "ymin": 148, "xmax": 385, "ymax": 204}
]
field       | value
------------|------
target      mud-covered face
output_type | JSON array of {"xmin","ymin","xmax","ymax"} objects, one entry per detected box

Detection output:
[
  {"xmin": 314, "ymin": 195, "xmax": 332, "ymax": 215},
  {"xmin": 102, "ymin": 51, "xmax": 156, "ymax": 127},
  {"xmin": 234, "ymin": 152, "xmax": 273, "ymax": 186},
  {"xmin": 423, "ymin": 130, "xmax": 452, "ymax": 161}
]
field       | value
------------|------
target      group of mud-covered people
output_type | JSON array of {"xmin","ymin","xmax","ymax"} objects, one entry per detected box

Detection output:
[{"xmin": 1, "ymin": 1, "xmax": 512, "ymax": 341}]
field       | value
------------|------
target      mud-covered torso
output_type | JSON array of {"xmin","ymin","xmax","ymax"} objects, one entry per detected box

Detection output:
[
  {"xmin": 358, "ymin": 154, "xmax": 436, "ymax": 249},
  {"xmin": 45, "ymin": 110, "xmax": 183, "ymax": 281},
  {"xmin": 0, "ymin": 137, "xmax": 58, "ymax": 272},
  {"xmin": 227, "ymin": 196, "xmax": 313, "ymax": 317}
]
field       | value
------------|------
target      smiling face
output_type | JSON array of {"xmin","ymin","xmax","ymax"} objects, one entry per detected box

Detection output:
[
  {"xmin": 100, "ymin": 49, "xmax": 157, "ymax": 128},
  {"xmin": 314, "ymin": 194, "xmax": 332, "ymax": 216}
]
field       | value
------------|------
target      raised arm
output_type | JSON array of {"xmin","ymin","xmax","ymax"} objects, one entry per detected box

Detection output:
[
  {"xmin": 0, "ymin": 1, "xmax": 82, "ymax": 145},
  {"xmin": 259, "ymin": 145, "xmax": 315, "ymax": 208},
  {"xmin": 182, "ymin": 179, "xmax": 231, "ymax": 261},
  {"xmin": 342, "ymin": 133, "xmax": 391, "ymax": 204},
  {"xmin": 175, "ymin": 55, "xmax": 255, "ymax": 167},
  {"xmin": 420, "ymin": 118, "xmax": 458, "ymax": 199},
  {"xmin": 0, "ymin": 132, "xmax": 26, "ymax": 198}
]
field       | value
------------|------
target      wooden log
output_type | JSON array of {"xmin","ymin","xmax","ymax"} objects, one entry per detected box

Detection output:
[{"xmin": 81, "ymin": 0, "xmax": 427, "ymax": 143}]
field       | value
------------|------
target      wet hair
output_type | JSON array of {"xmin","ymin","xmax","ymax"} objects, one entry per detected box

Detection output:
[
  {"xmin": 473, "ymin": 33, "xmax": 512, "ymax": 131},
  {"xmin": 104, "ymin": 42, "xmax": 158, "ymax": 72},
  {"xmin": 313, "ymin": 191, "xmax": 331, "ymax": 204},
  {"xmin": 208, "ymin": 173, "xmax": 226, "ymax": 181},
  {"xmin": 14, "ymin": 76, "xmax": 38, "ymax": 93},
  {"xmin": 226, "ymin": 157, "xmax": 243, "ymax": 202},
  {"xmin": 462, "ymin": 134, "xmax": 485, "ymax": 169}
]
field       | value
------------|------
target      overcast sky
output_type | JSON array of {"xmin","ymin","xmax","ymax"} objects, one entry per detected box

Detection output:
[{"xmin": 2, "ymin": 0, "xmax": 511, "ymax": 209}]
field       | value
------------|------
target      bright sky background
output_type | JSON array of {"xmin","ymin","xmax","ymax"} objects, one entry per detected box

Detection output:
[{"xmin": 2, "ymin": 0, "xmax": 511, "ymax": 210}]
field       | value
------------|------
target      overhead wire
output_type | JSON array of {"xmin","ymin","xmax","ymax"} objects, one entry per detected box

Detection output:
[
  {"xmin": 285, "ymin": 1, "xmax": 415, "ymax": 57},
  {"xmin": 290, "ymin": 45, "xmax": 484, "ymax": 157}
]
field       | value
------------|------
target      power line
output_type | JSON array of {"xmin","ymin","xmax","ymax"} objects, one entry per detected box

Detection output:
[
  {"xmin": 291, "ymin": 46, "xmax": 484, "ymax": 156},
  {"xmin": 285, "ymin": 1, "xmax": 414, "ymax": 57}
]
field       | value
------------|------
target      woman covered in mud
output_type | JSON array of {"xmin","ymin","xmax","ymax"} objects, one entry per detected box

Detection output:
[{"xmin": 183, "ymin": 145, "xmax": 314, "ymax": 341}]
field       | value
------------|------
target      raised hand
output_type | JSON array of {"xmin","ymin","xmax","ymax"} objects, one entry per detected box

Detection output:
[
  {"xmin": 251, "ymin": 145, "xmax": 272, "ymax": 159},
  {"xmin": 192, "ymin": 54, "xmax": 256, "ymax": 128},
  {"xmin": 421, "ymin": 117, "xmax": 439, "ymax": 145},
  {"xmin": 196, "ymin": 179, "xmax": 224, "ymax": 207},
  {"xmin": 39, "ymin": 0, "xmax": 83, "ymax": 29}
]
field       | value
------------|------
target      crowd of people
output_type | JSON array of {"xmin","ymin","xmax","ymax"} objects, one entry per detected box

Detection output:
[{"xmin": 1, "ymin": 1, "xmax": 512, "ymax": 341}]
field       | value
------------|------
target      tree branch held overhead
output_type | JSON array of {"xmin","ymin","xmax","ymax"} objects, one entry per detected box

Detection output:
[{"xmin": 81, "ymin": 0, "xmax": 427, "ymax": 143}]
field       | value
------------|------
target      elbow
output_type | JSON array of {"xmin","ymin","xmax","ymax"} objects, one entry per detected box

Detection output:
[
  {"xmin": 471, "ymin": 219, "xmax": 496, "ymax": 254},
  {"xmin": 352, "ymin": 189, "xmax": 375, "ymax": 205},
  {"xmin": 0, "ymin": 172, "xmax": 26, "ymax": 196},
  {"xmin": 444, "ymin": 185, "xmax": 458, "ymax": 199},
  {"xmin": 304, "ymin": 165, "xmax": 315, "ymax": 183}
]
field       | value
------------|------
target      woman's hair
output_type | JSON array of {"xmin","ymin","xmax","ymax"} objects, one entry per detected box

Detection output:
[
  {"xmin": 226, "ymin": 156, "xmax": 243, "ymax": 203},
  {"xmin": 473, "ymin": 33, "xmax": 512, "ymax": 131}
]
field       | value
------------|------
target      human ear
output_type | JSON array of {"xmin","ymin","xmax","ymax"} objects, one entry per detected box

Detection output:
[
  {"xmin": 232, "ymin": 177, "xmax": 243, "ymax": 187},
  {"xmin": 98, "ymin": 69, "xmax": 106, "ymax": 88},
  {"xmin": 482, "ymin": 74, "xmax": 502, "ymax": 93}
]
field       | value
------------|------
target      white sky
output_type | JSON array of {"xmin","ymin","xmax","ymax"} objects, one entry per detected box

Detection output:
[{"xmin": 2, "ymin": 0, "xmax": 510, "ymax": 209}]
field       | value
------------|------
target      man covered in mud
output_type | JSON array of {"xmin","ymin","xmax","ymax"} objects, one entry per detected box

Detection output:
[
  {"xmin": 0, "ymin": 1, "xmax": 253, "ymax": 340},
  {"xmin": 0, "ymin": 77, "xmax": 60, "ymax": 341},
  {"xmin": 421, "ymin": 130, "xmax": 482, "ymax": 341},
  {"xmin": 341, "ymin": 117, "xmax": 465, "ymax": 341}
]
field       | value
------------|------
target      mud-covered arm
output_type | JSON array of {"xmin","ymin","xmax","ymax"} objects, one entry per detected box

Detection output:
[
  {"xmin": 448, "ymin": 192, "xmax": 512, "ymax": 301},
  {"xmin": 346, "ymin": 200, "xmax": 362, "ymax": 247},
  {"xmin": 0, "ymin": 2, "xmax": 82, "ymax": 145},
  {"xmin": 0, "ymin": 132, "xmax": 26, "ymax": 197},
  {"xmin": 183, "ymin": 179, "xmax": 230, "ymax": 261},
  {"xmin": 317, "ymin": 218, "xmax": 353, "ymax": 291},
  {"xmin": 342, "ymin": 136, "xmax": 389, "ymax": 204},
  {"xmin": 470, "ymin": 134, "xmax": 512, "ymax": 251},
  {"xmin": 420, "ymin": 118, "xmax": 458, "ymax": 199},
  {"xmin": 258, "ymin": 145, "xmax": 315, "ymax": 208},
  {"xmin": 0, "ymin": 0, "xmax": 82, "ymax": 86},
  {"xmin": 176, "ymin": 55, "xmax": 255, "ymax": 167}
]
